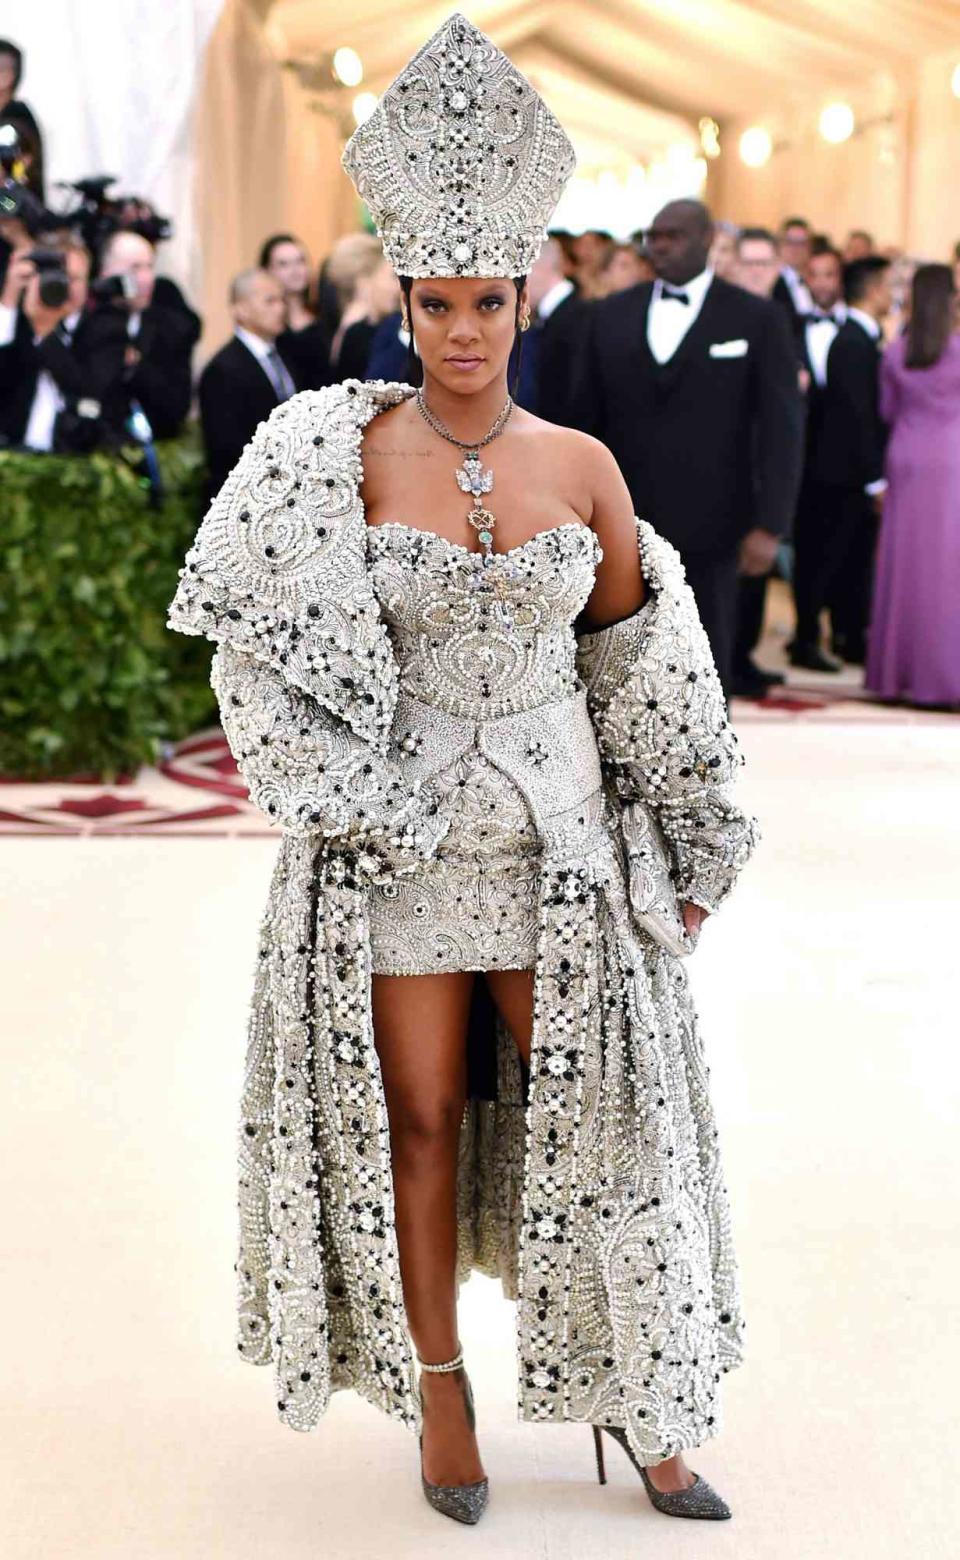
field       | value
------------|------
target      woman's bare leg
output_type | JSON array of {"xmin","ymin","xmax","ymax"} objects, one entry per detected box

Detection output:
[
  {"xmin": 484, "ymin": 968, "xmax": 696, "ymax": 1493},
  {"xmin": 371, "ymin": 970, "xmax": 485, "ymax": 1486}
]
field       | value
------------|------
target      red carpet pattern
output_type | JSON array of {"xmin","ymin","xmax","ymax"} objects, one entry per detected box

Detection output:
[{"xmin": 0, "ymin": 686, "xmax": 952, "ymax": 837}]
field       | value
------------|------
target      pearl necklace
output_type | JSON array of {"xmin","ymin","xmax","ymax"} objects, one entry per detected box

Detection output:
[{"xmin": 414, "ymin": 388, "xmax": 513, "ymax": 562}]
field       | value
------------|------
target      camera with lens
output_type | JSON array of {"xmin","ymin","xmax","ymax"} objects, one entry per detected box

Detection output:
[
  {"xmin": 88, "ymin": 270, "xmax": 140, "ymax": 305},
  {"xmin": 24, "ymin": 246, "xmax": 69, "ymax": 308}
]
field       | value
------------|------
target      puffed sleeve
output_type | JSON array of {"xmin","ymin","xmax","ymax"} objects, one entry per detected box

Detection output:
[
  {"xmin": 166, "ymin": 381, "xmax": 450, "ymax": 882},
  {"xmin": 210, "ymin": 642, "xmax": 448, "ymax": 882},
  {"xmin": 577, "ymin": 520, "xmax": 759, "ymax": 914}
]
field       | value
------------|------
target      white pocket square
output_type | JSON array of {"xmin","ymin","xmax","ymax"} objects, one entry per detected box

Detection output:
[{"xmin": 709, "ymin": 338, "xmax": 749, "ymax": 358}]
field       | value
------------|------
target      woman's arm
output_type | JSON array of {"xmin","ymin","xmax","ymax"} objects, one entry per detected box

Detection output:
[
  {"xmin": 573, "ymin": 431, "xmax": 647, "ymax": 630},
  {"xmin": 878, "ymin": 346, "xmax": 899, "ymax": 430}
]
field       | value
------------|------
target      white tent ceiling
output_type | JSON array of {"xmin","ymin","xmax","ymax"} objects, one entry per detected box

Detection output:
[{"xmin": 264, "ymin": 0, "xmax": 960, "ymax": 167}]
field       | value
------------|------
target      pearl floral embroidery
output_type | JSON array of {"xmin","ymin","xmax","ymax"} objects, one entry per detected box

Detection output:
[{"xmin": 340, "ymin": 12, "xmax": 576, "ymax": 280}]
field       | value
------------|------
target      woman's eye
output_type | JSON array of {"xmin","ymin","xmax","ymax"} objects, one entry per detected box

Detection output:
[{"xmin": 418, "ymin": 297, "xmax": 506, "ymax": 313}]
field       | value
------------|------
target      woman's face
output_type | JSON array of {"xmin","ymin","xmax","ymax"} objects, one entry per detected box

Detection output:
[
  {"xmin": 601, "ymin": 249, "xmax": 650, "ymax": 294},
  {"xmin": 709, "ymin": 229, "xmax": 738, "ymax": 279},
  {"xmin": 268, "ymin": 241, "xmax": 310, "ymax": 297},
  {"xmin": 365, "ymin": 258, "xmax": 400, "ymax": 319},
  {"xmin": 407, "ymin": 276, "xmax": 525, "ymax": 395},
  {"xmin": 0, "ymin": 56, "xmax": 16, "ymax": 107}
]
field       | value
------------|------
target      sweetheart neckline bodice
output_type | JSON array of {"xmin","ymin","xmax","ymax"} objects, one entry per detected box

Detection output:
[{"xmin": 365, "ymin": 519, "xmax": 602, "ymax": 563}]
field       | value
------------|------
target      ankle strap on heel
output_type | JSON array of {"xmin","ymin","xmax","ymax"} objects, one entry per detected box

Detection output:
[{"xmin": 418, "ymin": 1347, "xmax": 465, "ymax": 1372}]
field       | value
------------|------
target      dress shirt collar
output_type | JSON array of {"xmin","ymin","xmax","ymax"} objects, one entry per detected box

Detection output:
[
  {"xmin": 652, "ymin": 266, "xmax": 713, "ymax": 309},
  {"xmin": 235, "ymin": 326, "xmax": 277, "ymax": 362},
  {"xmin": 805, "ymin": 301, "xmax": 847, "ymax": 326},
  {"xmin": 537, "ymin": 278, "xmax": 575, "ymax": 321},
  {"xmin": 846, "ymin": 307, "xmax": 881, "ymax": 340}
]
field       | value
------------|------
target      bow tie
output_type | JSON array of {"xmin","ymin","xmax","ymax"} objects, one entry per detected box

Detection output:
[
  {"xmin": 806, "ymin": 311, "xmax": 838, "ymax": 324},
  {"xmin": 660, "ymin": 286, "xmax": 690, "ymax": 305}
]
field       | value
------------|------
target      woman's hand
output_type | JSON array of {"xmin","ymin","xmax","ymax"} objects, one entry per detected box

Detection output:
[{"xmin": 681, "ymin": 902, "xmax": 710, "ymax": 938}]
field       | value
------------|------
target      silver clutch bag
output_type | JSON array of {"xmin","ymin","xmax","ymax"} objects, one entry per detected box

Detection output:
[{"xmin": 618, "ymin": 800, "xmax": 698, "ymax": 959}]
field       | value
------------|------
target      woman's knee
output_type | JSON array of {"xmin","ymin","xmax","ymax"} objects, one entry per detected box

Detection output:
[{"xmin": 387, "ymin": 1094, "xmax": 464, "ymax": 1159}]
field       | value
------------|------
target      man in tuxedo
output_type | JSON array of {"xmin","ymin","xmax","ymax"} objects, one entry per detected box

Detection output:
[
  {"xmin": 790, "ymin": 255, "xmax": 890, "ymax": 671},
  {"xmin": 199, "ymin": 267, "xmax": 300, "ymax": 501},
  {"xmin": 773, "ymin": 217, "xmax": 814, "ymax": 337},
  {"xmin": 0, "ymin": 236, "xmax": 99, "ymax": 449},
  {"xmin": 83, "ymin": 229, "xmax": 200, "ymax": 442},
  {"xmin": 525, "ymin": 235, "xmax": 585, "ymax": 422},
  {"xmin": 567, "ymin": 198, "xmax": 804, "ymax": 695},
  {"xmin": 730, "ymin": 226, "xmax": 791, "ymax": 696}
]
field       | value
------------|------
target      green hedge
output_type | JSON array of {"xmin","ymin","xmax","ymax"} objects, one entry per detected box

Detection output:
[{"xmin": 0, "ymin": 435, "xmax": 217, "ymax": 780}]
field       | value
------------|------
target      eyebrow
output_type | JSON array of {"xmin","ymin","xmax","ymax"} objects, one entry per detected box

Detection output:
[{"xmin": 417, "ymin": 285, "xmax": 512, "ymax": 297}]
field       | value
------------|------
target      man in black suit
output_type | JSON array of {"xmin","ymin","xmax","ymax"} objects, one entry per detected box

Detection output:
[
  {"xmin": 567, "ymin": 199, "xmax": 804, "ymax": 695},
  {"xmin": 0, "ymin": 236, "xmax": 99, "ymax": 448},
  {"xmin": 526, "ymin": 234, "xmax": 586, "ymax": 424},
  {"xmin": 772, "ymin": 216, "xmax": 814, "ymax": 340},
  {"xmin": 790, "ymin": 255, "xmax": 890, "ymax": 671},
  {"xmin": 730, "ymin": 225, "xmax": 791, "ymax": 697},
  {"xmin": 199, "ymin": 267, "xmax": 299, "ymax": 501},
  {"xmin": 83, "ymin": 229, "xmax": 200, "ymax": 442}
]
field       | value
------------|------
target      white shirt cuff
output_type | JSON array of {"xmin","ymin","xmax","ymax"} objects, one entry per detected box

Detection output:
[
  {"xmin": 865, "ymin": 479, "xmax": 887, "ymax": 497},
  {"xmin": 0, "ymin": 302, "xmax": 17, "ymax": 348}
]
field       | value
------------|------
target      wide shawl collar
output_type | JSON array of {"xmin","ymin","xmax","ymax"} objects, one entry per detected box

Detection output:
[{"xmin": 168, "ymin": 378, "xmax": 417, "ymax": 752}]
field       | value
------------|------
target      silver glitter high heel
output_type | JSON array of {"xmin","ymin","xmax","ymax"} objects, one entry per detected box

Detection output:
[
  {"xmin": 417, "ymin": 1344, "xmax": 489, "ymax": 1525},
  {"xmin": 592, "ymin": 1424, "xmax": 732, "ymax": 1520}
]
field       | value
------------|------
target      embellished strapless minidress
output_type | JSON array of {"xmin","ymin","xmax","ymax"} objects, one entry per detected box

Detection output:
[
  {"xmin": 364, "ymin": 519, "xmax": 603, "ymax": 977},
  {"xmin": 367, "ymin": 745, "xmax": 542, "ymax": 975}
]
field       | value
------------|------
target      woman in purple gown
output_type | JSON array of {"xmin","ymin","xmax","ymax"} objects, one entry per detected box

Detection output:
[{"xmin": 866, "ymin": 264, "xmax": 960, "ymax": 707}]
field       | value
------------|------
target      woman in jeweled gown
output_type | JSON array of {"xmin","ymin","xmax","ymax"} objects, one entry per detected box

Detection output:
[{"xmin": 167, "ymin": 11, "xmax": 757, "ymax": 1532}]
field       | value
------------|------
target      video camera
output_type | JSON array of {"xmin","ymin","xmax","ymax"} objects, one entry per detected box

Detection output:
[{"xmin": 63, "ymin": 176, "xmax": 173, "ymax": 261}]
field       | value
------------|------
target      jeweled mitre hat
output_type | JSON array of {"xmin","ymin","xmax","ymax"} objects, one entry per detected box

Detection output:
[{"xmin": 341, "ymin": 11, "xmax": 576, "ymax": 278}]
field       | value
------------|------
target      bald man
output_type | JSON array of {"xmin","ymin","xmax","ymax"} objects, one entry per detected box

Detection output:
[
  {"xmin": 198, "ymin": 267, "xmax": 301, "ymax": 499},
  {"xmin": 84, "ymin": 228, "xmax": 201, "ymax": 440},
  {"xmin": 567, "ymin": 198, "xmax": 804, "ymax": 696}
]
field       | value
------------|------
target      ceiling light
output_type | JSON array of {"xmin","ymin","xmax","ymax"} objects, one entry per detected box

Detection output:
[
  {"xmin": 352, "ymin": 92, "xmax": 378, "ymax": 125},
  {"xmin": 698, "ymin": 117, "xmax": 721, "ymax": 159},
  {"xmin": 333, "ymin": 47, "xmax": 363, "ymax": 87},
  {"xmin": 739, "ymin": 127, "xmax": 772, "ymax": 168},
  {"xmin": 952, "ymin": 63, "xmax": 960, "ymax": 98},
  {"xmin": 819, "ymin": 102, "xmax": 855, "ymax": 144}
]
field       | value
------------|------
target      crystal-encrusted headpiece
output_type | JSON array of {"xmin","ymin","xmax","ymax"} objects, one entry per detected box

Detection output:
[{"xmin": 340, "ymin": 11, "xmax": 576, "ymax": 279}]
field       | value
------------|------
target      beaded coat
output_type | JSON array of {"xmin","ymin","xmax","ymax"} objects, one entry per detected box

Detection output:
[{"xmin": 166, "ymin": 378, "xmax": 758, "ymax": 1467}]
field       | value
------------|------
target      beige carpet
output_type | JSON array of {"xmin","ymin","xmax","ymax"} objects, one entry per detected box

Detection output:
[{"xmin": 2, "ymin": 708, "xmax": 958, "ymax": 1559}]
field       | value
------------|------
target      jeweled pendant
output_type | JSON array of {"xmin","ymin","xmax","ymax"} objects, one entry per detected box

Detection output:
[
  {"xmin": 468, "ymin": 504, "xmax": 496, "ymax": 535},
  {"xmin": 457, "ymin": 454, "xmax": 494, "ymax": 500}
]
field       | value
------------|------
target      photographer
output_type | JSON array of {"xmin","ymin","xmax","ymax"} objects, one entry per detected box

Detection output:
[
  {"xmin": 83, "ymin": 228, "xmax": 200, "ymax": 442},
  {"xmin": 0, "ymin": 40, "xmax": 44, "ymax": 198},
  {"xmin": 0, "ymin": 235, "xmax": 98, "ymax": 450}
]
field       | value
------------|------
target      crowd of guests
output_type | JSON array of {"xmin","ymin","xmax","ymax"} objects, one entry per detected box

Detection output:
[
  {"xmin": 0, "ymin": 24, "xmax": 956, "ymax": 712},
  {"xmin": 185, "ymin": 209, "xmax": 957, "ymax": 709}
]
